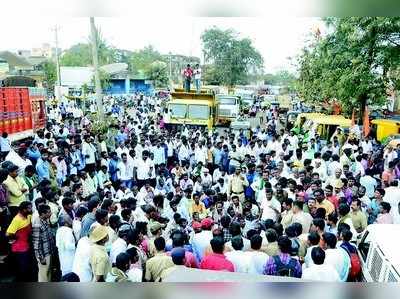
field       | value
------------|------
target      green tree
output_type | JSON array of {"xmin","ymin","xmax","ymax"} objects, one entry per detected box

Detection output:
[
  {"xmin": 297, "ymin": 17, "xmax": 400, "ymax": 117},
  {"xmin": 61, "ymin": 30, "xmax": 116, "ymax": 67},
  {"xmin": 201, "ymin": 27, "xmax": 263, "ymax": 86},
  {"xmin": 146, "ymin": 60, "xmax": 169, "ymax": 87},
  {"xmin": 41, "ymin": 60, "xmax": 57, "ymax": 91},
  {"xmin": 264, "ymin": 70, "xmax": 297, "ymax": 92},
  {"xmin": 129, "ymin": 45, "xmax": 166, "ymax": 74}
]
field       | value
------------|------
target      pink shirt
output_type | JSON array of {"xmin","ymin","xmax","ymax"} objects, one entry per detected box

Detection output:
[
  {"xmin": 376, "ymin": 213, "xmax": 393, "ymax": 224},
  {"xmin": 200, "ymin": 253, "xmax": 234, "ymax": 272},
  {"xmin": 167, "ymin": 249, "xmax": 198, "ymax": 268}
]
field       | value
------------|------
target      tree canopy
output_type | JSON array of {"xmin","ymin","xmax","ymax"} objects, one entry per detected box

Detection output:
[
  {"xmin": 297, "ymin": 17, "xmax": 400, "ymax": 116},
  {"xmin": 201, "ymin": 27, "xmax": 263, "ymax": 86},
  {"xmin": 61, "ymin": 30, "xmax": 116, "ymax": 67}
]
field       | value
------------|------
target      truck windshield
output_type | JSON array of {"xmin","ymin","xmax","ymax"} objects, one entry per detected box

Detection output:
[
  {"xmin": 219, "ymin": 98, "xmax": 236, "ymax": 105},
  {"xmin": 170, "ymin": 104, "xmax": 187, "ymax": 118},
  {"xmin": 188, "ymin": 105, "xmax": 209, "ymax": 119}
]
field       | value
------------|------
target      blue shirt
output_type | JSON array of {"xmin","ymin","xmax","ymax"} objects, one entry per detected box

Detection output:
[
  {"xmin": 108, "ymin": 159, "xmax": 119, "ymax": 182},
  {"xmin": 245, "ymin": 172, "xmax": 256, "ymax": 198},
  {"xmin": 0, "ymin": 137, "xmax": 11, "ymax": 152},
  {"xmin": 36, "ymin": 158, "xmax": 50, "ymax": 181},
  {"xmin": 116, "ymin": 132, "xmax": 128, "ymax": 145},
  {"xmin": 213, "ymin": 148, "xmax": 223, "ymax": 165},
  {"xmin": 27, "ymin": 148, "xmax": 41, "ymax": 161}
]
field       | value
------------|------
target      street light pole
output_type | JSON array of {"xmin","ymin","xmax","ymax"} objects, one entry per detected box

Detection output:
[{"xmin": 90, "ymin": 17, "xmax": 104, "ymax": 121}]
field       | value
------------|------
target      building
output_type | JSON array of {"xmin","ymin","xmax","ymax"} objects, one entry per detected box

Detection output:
[{"xmin": 59, "ymin": 63, "xmax": 154, "ymax": 95}]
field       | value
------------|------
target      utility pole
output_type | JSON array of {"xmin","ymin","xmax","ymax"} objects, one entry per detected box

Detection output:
[
  {"xmin": 54, "ymin": 26, "xmax": 61, "ymax": 87},
  {"xmin": 53, "ymin": 25, "xmax": 62, "ymax": 101},
  {"xmin": 90, "ymin": 17, "xmax": 104, "ymax": 121}
]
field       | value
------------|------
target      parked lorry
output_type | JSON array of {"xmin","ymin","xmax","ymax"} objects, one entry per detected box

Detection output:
[
  {"xmin": 164, "ymin": 91, "xmax": 215, "ymax": 130},
  {"xmin": 215, "ymin": 94, "xmax": 241, "ymax": 125},
  {"xmin": 0, "ymin": 87, "xmax": 47, "ymax": 142}
]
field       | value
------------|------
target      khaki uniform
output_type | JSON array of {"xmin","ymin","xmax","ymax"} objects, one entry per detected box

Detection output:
[
  {"xmin": 228, "ymin": 174, "xmax": 249, "ymax": 202},
  {"xmin": 90, "ymin": 244, "xmax": 111, "ymax": 281}
]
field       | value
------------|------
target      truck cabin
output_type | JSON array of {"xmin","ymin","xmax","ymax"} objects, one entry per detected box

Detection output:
[
  {"xmin": 216, "ymin": 95, "xmax": 240, "ymax": 121},
  {"xmin": 166, "ymin": 92, "xmax": 215, "ymax": 130}
]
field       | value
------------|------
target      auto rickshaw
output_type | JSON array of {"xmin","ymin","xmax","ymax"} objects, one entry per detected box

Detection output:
[
  {"xmin": 292, "ymin": 113, "xmax": 352, "ymax": 142},
  {"xmin": 371, "ymin": 119, "xmax": 400, "ymax": 143}
]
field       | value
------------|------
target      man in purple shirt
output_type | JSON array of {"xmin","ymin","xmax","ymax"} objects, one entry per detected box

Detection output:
[{"xmin": 263, "ymin": 235, "xmax": 302, "ymax": 278}]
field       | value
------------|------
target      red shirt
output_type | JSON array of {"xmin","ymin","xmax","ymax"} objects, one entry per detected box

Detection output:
[
  {"xmin": 183, "ymin": 68, "xmax": 193, "ymax": 79},
  {"xmin": 327, "ymin": 195, "xmax": 339, "ymax": 210},
  {"xmin": 200, "ymin": 253, "xmax": 234, "ymax": 272},
  {"xmin": 6, "ymin": 213, "xmax": 32, "ymax": 253}
]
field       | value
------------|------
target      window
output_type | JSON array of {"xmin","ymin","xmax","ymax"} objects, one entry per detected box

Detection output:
[
  {"xmin": 188, "ymin": 105, "xmax": 209, "ymax": 120},
  {"xmin": 169, "ymin": 104, "xmax": 187, "ymax": 118},
  {"xmin": 219, "ymin": 98, "xmax": 236, "ymax": 105}
]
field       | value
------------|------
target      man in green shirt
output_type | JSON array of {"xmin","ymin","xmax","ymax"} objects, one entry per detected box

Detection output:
[{"xmin": 350, "ymin": 199, "xmax": 367, "ymax": 233}]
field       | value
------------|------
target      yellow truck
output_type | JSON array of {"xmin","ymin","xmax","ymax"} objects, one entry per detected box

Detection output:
[{"xmin": 164, "ymin": 92, "xmax": 215, "ymax": 130}]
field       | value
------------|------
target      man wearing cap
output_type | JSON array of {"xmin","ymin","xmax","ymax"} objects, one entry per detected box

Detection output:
[
  {"xmin": 3, "ymin": 165, "xmax": 28, "ymax": 217},
  {"xmin": 147, "ymin": 221, "xmax": 163, "ymax": 258},
  {"xmin": 227, "ymin": 167, "xmax": 249, "ymax": 203},
  {"xmin": 192, "ymin": 217, "xmax": 214, "ymax": 263},
  {"xmin": 158, "ymin": 247, "xmax": 188, "ymax": 281},
  {"xmin": 89, "ymin": 225, "xmax": 111, "ymax": 282}
]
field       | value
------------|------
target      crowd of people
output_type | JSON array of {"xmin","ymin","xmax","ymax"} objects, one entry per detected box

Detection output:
[{"xmin": 0, "ymin": 91, "xmax": 399, "ymax": 282}]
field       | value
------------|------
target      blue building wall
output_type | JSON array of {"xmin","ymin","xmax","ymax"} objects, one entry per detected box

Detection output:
[{"xmin": 105, "ymin": 79, "xmax": 153, "ymax": 95}]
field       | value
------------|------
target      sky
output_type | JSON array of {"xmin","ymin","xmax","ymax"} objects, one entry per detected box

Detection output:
[{"xmin": 0, "ymin": 17, "xmax": 324, "ymax": 73}]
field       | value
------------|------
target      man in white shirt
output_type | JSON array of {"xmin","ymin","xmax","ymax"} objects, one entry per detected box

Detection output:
[
  {"xmin": 194, "ymin": 143, "xmax": 207, "ymax": 165},
  {"xmin": 117, "ymin": 153, "xmax": 135, "ymax": 189},
  {"xmin": 191, "ymin": 219, "xmax": 213, "ymax": 263},
  {"xmin": 302, "ymin": 247, "xmax": 340, "ymax": 281},
  {"xmin": 116, "ymin": 142, "xmax": 130, "ymax": 159},
  {"xmin": 291, "ymin": 201, "xmax": 313, "ymax": 234},
  {"xmin": 153, "ymin": 142, "xmax": 166, "ymax": 166},
  {"xmin": 82, "ymin": 135, "xmax": 97, "ymax": 173},
  {"xmin": 246, "ymin": 235, "xmax": 269, "ymax": 275},
  {"xmin": 135, "ymin": 151, "xmax": 154, "ymax": 189},
  {"xmin": 109, "ymin": 224, "xmax": 132, "ymax": 264},
  {"xmin": 260, "ymin": 188, "xmax": 281, "ymax": 222},
  {"xmin": 225, "ymin": 236, "xmax": 251, "ymax": 273},
  {"xmin": 321, "ymin": 232, "xmax": 350, "ymax": 282}
]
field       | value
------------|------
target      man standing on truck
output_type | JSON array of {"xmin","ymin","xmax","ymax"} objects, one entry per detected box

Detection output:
[
  {"xmin": 194, "ymin": 64, "xmax": 202, "ymax": 93},
  {"xmin": 183, "ymin": 64, "xmax": 193, "ymax": 92}
]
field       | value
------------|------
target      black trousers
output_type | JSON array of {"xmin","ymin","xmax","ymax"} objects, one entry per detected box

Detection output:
[{"xmin": 13, "ymin": 251, "xmax": 37, "ymax": 282}]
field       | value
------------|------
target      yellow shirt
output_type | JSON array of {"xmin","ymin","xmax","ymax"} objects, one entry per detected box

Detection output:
[
  {"xmin": 316, "ymin": 199, "xmax": 335, "ymax": 216},
  {"xmin": 190, "ymin": 202, "xmax": 207, "ymax": 218},
  {"xmin": 3, "ymin": 175, "xmax": 28, "ymax": 207},
  {"xmin": 90, "ymin": 244, "xmax": 111, "ymax": 280}
]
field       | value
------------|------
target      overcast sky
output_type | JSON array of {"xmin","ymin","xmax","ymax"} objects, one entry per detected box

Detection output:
[{"xmin": 1, "ymin": 17, "xmax": 323, "ymax": 73}]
